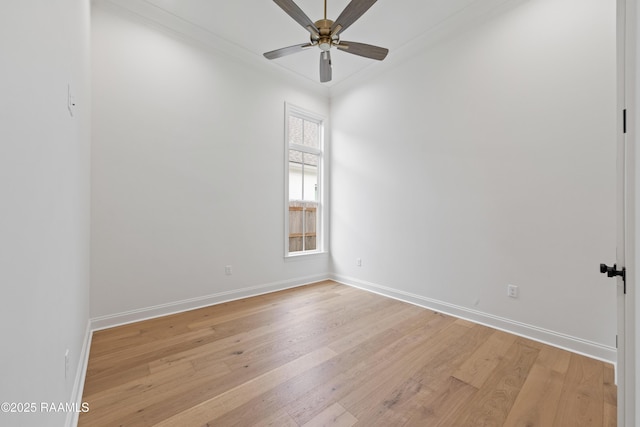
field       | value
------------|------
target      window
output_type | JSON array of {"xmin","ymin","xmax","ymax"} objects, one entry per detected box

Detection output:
[{"xmin": 285, "ymin": 104, "xmax": 325, "ymax": 256}]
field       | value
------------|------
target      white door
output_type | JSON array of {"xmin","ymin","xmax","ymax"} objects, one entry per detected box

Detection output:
[{"xmin": 614, "ymin": 1, "xmax": 636, "ymax": 425}]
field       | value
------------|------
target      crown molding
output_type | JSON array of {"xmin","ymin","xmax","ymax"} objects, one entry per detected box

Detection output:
[
  {"xmin": 93, "ymin": 0, "xmax": 330, "ymax": 98},
  {"xmin": 329, "ymin": 0, "xmax": 528, "ymax": 97}
]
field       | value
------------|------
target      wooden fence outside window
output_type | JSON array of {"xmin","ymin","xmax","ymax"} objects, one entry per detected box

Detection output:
[{"xmin": 289, "ymin": 202, "xmax": 317, "ymax": 252}]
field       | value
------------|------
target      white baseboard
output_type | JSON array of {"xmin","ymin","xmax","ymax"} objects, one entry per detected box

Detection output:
[
  {"xmin": 66, "ymin": 320, "xmax": 93, "ymax": 427},
  {"xmin": 331, "ymin": 273, "xmax": 617, "ymax": 365},
  {"xmin": 90, "ymin": 274, "xmax": 330, "ymax": 331}
]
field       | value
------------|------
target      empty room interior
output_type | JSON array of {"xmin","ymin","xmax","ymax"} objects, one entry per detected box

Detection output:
[{"xmin": 3, "ymin": 0, "xmax": 639, "ymax": 426}]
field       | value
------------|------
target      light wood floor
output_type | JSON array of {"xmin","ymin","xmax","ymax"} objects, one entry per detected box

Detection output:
[{"xmin": 80, "ymin": 280, "xmax": 616, "ymax": 426}]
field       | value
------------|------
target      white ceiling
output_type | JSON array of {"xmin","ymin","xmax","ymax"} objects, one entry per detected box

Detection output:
[{"xmin": 102, "ymin": 0, "xmax": 522, "ymax": 90}]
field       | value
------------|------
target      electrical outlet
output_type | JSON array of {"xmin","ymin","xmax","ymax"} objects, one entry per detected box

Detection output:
[
  {"xmin": 225, "ymin": 265, "xmax": 232, "ymax": 276},
  {"xmin": 507, "ymin": 284, "xmax": 519, "ymax": 298},
  {"xmin": 356, "ymin": 258, "xmax": 362, "ymax": 267}
]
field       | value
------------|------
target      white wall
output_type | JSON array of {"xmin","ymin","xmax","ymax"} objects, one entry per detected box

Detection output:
[
  {"xmin": 91, "ymin": 4, "xmax": 330, "ymax": 319},
  {"xmin": 0, "ymin": 1, "xmax": 91, "ymax": 426},
  {"xmin": 331, "ymin": 0, "xmax": 617, "ymax": 358}
]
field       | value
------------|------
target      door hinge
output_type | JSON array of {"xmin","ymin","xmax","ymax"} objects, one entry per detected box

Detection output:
[
  {"xmin": 616, "ymin": 334, "xmax": 618, "ymax": 349},
  {"xmin": 624, "ymin": 109, "xmax": 627, "ymax": 133}
]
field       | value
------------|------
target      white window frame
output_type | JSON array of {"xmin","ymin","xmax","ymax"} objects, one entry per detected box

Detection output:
[{"xmin": 284, "ymin": 103, "xmax": 327, "ymax": 258}]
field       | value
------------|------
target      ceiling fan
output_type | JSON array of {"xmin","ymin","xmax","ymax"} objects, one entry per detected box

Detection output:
[{"xmin": 264, "ymin": 0, "xmax": 389, "ymax": 83}]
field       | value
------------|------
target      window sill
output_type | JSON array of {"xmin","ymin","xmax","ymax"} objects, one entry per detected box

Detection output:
[{"xmin": 284, "ymin": 250, "xmax": 328, "ymax": 261}]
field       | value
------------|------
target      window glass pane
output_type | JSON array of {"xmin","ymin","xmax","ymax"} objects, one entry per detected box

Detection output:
[
  {"xmin": 289, "ymin": 151, "xmax": 318, "ymax": 202},
  {"xmin": 289, "ymin": 159, "xmax": 303, "ymax": 201},
  {"xmin": 303, "ymin": 164, "xmax": 318, "ymax": 202},
  {"xmin": 288, "ymin": 200, "xmax": 317, "ymax": 253},
  {"xmin": 303, "ymin": 152, "xmax": 318, "ymax": 166},
  {"xmin": 289, "ymin": 201, "xmax": 303, "ymax": 253},
  {"xmin": 303, "ymin": 120, "xmax": 319, "ymax": 148},
  {"xmin": 289, "ymin": 116, "xmax": 303, "ymax": 145},
  {"xmin": 289, "ymin": 149, "xmax": 302, "ymax": 164},
  {"xmin": 304, "ymin": 202, "xmax": 317, "ymax": 250}
]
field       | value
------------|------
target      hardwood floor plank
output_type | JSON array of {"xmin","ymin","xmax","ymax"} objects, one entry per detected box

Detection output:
[
  {"xmin": 402, "ymin": 323, "xmax": 495, "ymax": 393},
  {"xmin": 603, "ymin": 363, "xmax": 617, "ymax": 427},
  {"xmin": 454, "ymin": 318, "xmax": 477, "ymax": 328},
  {"xmin": 453, "ymin": 329, "xmax": 518, "ymax": 388},
  {"xmin": 603, "ymin": 362, "xmax": 617, "ymax": 406},
  {"xmin": 249, "ymin": 408, "xmax": 299, "ymax": 427},
  {"xmin": 603, "ymin": 402, "xmax": 617, "ymax": 427},
  {"xmin": 402, "ymin": 376, "xmax": 478, "ymax": 427},
  {"xmin": 502, "ymin": 362, "xmax": 564, "ymax": 426},
  {"xmin": 553, "ymin": 353, "xmax": 605, "ymax": 427},
  {"xmin": 82, "ymin": 361, "xmax": 151, "ymax": 399},
  {"xmin": 302, "ymin": 402, "xmax": 358, "ymax": 427},
  {"xmin": 154, "ymin": 347, "xmax": 337, "ymax": 427},
  {"xmin": 451, "ymin": 339, "xmax": 540, "ymax": 426},
  {"xmin": 535, "ymin": 344, "xmax": 571, "ymax": 374}
]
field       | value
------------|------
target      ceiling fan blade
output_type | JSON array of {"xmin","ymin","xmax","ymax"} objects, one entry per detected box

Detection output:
[
  {"xmin": 320, "ymin": 51, "xmax": 332, "ymax": 83},
  {"xmin": 336, "ymin": 41, "xmax": 388, "ymax": 60},
  {"xmin": 273, "ymin": 0, "xmax": 319, "ymax": 37},
  {"xmin": 330, "ymin": 0, "xmax": 377, "ymax": 36},
  {"xmin": 264, "ymin": 43, "xmax": 314, "ymax": 60}
]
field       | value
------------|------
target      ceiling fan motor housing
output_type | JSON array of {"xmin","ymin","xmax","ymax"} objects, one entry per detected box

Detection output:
[{"xmin": 314, "ymin": 19, "xmax": 335, "ymax": 50}]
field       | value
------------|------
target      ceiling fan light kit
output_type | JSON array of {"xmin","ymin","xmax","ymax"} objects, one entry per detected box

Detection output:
[{"xmin": 264, "ymin": 0, "xmax": 389, "ymax": 83}]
